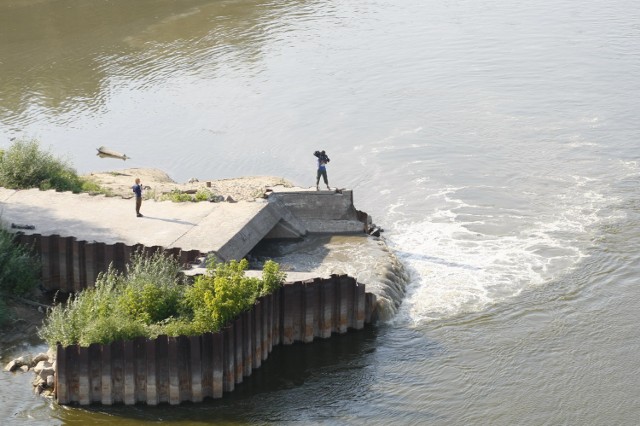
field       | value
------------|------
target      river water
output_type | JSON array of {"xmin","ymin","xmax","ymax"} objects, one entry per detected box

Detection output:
[{"xmin": 1, "ymin": 0, "xmax": 639, "ymax": 424}]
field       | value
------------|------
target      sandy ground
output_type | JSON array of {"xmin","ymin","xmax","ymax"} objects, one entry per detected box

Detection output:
[{"xmin": 83, "ymin": 168, "xmax": 295, "ymax": 201}]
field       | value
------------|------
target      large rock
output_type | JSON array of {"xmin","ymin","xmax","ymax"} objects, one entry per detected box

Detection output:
[
  {"xmin": 31, "ymin": 352, "xmax": 49, "ymax": 367},
  {"xmin": 4, "ymin": 360, "xmax": 18, "ymax": 372},
  {"xmin": 33, "ymin": 360, "xmax": 55, "ymax": 380},
  {"xmin": 4, "ymin": 355, "xmax": 33, "ymax": 372}
]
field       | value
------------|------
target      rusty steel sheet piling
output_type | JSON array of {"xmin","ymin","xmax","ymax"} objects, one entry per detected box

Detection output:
[
  {"xmin": 233, "ymin": 315, "xmax": 244, "ymax": 385},
  {"xmin": 54, "ymin": 276, "xmax": 376, "ymax": 406},
  {"xmin": 14, "ymin": 233, "xmax": 203, "ymax": 292}
]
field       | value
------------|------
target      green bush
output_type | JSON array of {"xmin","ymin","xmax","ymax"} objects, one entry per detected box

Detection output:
[
  {"xmin": 118, "ymin": 250, "xmax": 185, "ymax": 324},
  {"xmin": 183, "ymin": 259, "xmax": 261, "ymax": 334},
  {"xmin": 38, "ymin": 252, "xmax": 286, "ymax": 348},
  {"xmin": 38, "ymin": 252, "xmax": 184, "ymax": 348},
  {"xmin": 261, "ymin": 260, "xmax": 287, "ymax": 296},
  {"xmin": 42, "ymin": 280, "xmax": 148, "ymax": 347},
  {"xmin": 80, "ymin": 179, "xmax": 112, "ymax": 195},
  {"xmin": 0, "ymin": 139, "xmax": 80, "ymax": 191},
  {"xmin": 159, "ymin": 188, "xmax": 215, "ymax": 203},
  {"xmin": 0, "ymin": 228, "xmax": 40, "ymax": 296},
  {"xmin": 0, "ymin": 139, "xmax": 106, "ymax": 194},
  {"xmin": 194, "ymin": 188, "xmax": 212, "ymax": 202},
  {"xmin": 161, "ymin": 189, "xmax": 194, "ymax": 202}
]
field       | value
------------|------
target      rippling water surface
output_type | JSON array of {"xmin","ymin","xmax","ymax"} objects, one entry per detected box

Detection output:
[{"xmin": 1, "ymin": 0, "xmax": 639, "ymax": 424}]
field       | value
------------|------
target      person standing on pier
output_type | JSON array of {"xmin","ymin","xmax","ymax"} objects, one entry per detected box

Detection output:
[
  {"xmin": 315, "ymin": 150, "xmax": 331, "ymax": 191},
  {"xmin": 132, "ymin": 178, "xmax": 143, "ymax": 217}
]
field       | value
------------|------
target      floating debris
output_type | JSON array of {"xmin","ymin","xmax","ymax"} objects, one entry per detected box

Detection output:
[{"xmin": 96, "ymin": 146, "xmax": 129, "ymax": 160}]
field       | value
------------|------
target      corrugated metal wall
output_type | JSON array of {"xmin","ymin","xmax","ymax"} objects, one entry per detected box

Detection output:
[{"xmin": 55, "ymin": 275, "xmax": 376, "ymax": 406}]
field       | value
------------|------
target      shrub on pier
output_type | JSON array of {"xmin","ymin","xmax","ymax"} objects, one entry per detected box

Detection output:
[
  {"xmin": 119, "ymin": 250, "xmax": 185, "ymax": 324},
  {"xmin": 38, "ymin": 251, "xmax": 286, "ymax": 348}
]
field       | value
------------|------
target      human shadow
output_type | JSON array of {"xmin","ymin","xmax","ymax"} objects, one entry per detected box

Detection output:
[{"xmin": 140, "ymin": 216, "xmax": 196, "ymax": 226}]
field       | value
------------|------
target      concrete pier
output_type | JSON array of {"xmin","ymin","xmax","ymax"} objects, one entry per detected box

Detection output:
[
  {"xmin": 1, "ymin": 183, "xmax": 382, "ymax": 406},
  {"xmin": 0, "ymin": 186, "xmax": 369, "ymax": 264}
]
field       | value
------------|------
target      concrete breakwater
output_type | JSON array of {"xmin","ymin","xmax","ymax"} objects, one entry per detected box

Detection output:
[
  {"xmin": 1, "ymin": 186, "xmax": 372, "ymax": 293},
  {"xmin": 55, "ymin": 275, "xmax": 376, "ymax": 406},
  {"xmin": 1, "ymin": 182, "xmax": 397, "ymax": 406}
]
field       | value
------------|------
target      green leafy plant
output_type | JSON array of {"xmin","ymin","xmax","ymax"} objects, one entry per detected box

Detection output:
[
  {"xmin": 157, "ymin": 188, "xmax": 216, "ymax": 203},
  {"xmin": 38, "ymin": 251, "xmax": 286, "ymax": 348},
  {"xmin": 184, "ymin": 259, "xmax": 261, "ymax": 333},
  {"xmin": 118, "ymin": 250, "xmax": 185, "ymax": 324},
  {"xmin": 37, "ymin": 253, "xmax": 181, "ymax": 347},
  {"xmin": 260, "ymin": 260, "xmax": 287, "ymax": 296},
  {"xmin": 0, "ymin": 138, "xmax": 107, "ymax": 194},
  {"xmin": 43, "ymin": 280, "xmax": 148, "ymax": 347},
  {"xmin": 161, "ymin": 189, "xmax": 194, "ymax": 202},
  {"xmin": 194, "ymin": 188, "xmax": 212, "ymax": 202},
  {"xmin": 0, "ymin": 228, "xmax": 40, "ymax": 296},
  {"xmin": 80, "ymin": 179, "xmax": 112, "ymax": 195},
  {"xmin": 0, "ymin": 139, "xmax": 81, "ymax": 192}
]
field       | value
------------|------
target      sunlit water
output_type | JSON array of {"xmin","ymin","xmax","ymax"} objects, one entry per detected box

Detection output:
[{"xmin": 1, "ymin": 0, "xmax": 639, "ymax": 424}]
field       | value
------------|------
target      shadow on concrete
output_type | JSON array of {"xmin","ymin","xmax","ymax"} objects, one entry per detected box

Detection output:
[
  {"xmin": 140, "ymin": 216, "xmax": 197, "ymax": 226},
  {"xmin": 1, "ymin": 201, "xmax": 122, "ymax": 244}
]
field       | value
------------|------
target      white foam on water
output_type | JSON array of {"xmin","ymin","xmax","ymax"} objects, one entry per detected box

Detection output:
[{"xmin": 386, "ymin": 180, "xmax": 615, "ymax": 326}]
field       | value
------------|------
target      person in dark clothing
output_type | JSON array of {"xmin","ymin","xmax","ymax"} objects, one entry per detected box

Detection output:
[
  {"xmin": 132, "ymin": 178, "xmax": 143, "ymax": 217},
  {"xmin": 315, "ymin": 150, "xmax": 331, "ymax": 190}
]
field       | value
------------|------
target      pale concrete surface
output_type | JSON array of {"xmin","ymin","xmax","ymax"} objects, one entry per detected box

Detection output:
[
  {"xmin": 0, "ymin": 186, "xmax": 368, "ymax": 261},
  {"xmin": 0, "ymin": 187, "xmax": 274, "ymax": 257},
  {"xmin": 267, "ymin": 189, "xmax": 366, "ymax": 233}
]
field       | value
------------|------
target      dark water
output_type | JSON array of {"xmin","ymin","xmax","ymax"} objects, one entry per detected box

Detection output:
[{"xmin": 1, "ymin": 0, "xmax": 639, "ymax": 424}]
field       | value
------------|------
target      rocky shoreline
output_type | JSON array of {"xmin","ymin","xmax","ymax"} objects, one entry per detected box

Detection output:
[
  {"xmin": 84, "ymin": 168, "xmax": 295, "ymax": 202},
  {"xmin": 4, "ymin": 349, "xmax": 56, "ymax": 399}
]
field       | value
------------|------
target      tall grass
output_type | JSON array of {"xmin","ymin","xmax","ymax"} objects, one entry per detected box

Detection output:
[
  {"xmin": 119, "ymin": 250, "xmax": 185, "ymax": 325},
  {"xmin": 159, "ymin": 188, "xmax": 214, "ymax": 203},
  {"xmin": 0, "ymin": 138, "xmax": 106, "ymax": 193},
  {"xmin": 38, "ymin": 252, "xmax": 286, "ymax": 348}
]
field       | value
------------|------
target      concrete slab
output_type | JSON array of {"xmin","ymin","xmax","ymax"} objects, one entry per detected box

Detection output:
[
  {"xmin": 0, "ymin": 188, "xmax": 279, "ymax": 254},
  {"xmin": 0, "ymin": 185, "xmax": 369, "ymax": 263},
  {"xmin": 265, "ymin": 189, "xmax": 366, "ymax": 235},
  {"xmin": 0, "ymin": 188, "xmax": 17, "ymax": 203},
  {"xmin": 172, "ymin": 200, "xmax": 277, "ymax": 260}
]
